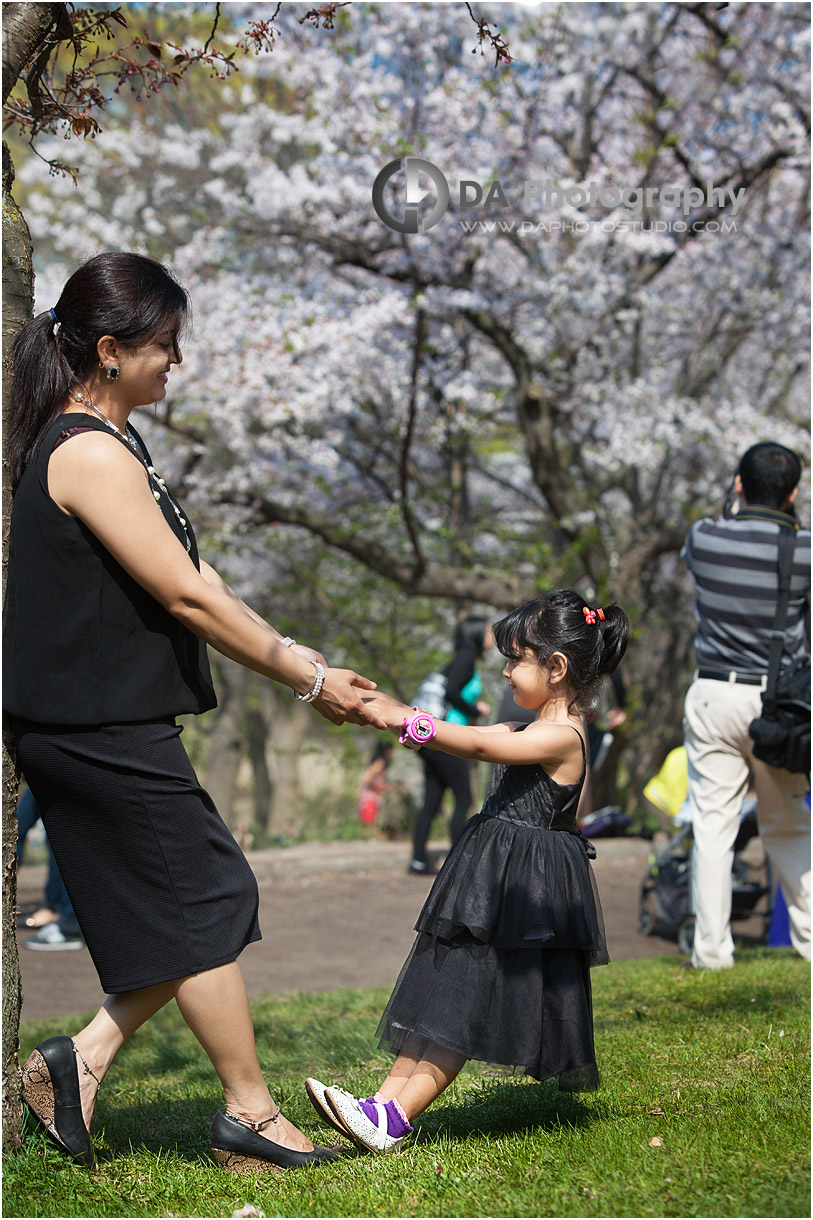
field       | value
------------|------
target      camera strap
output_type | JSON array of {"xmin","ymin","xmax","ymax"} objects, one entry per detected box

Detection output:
[
  {"xmin": 736, "ymin": 507, "xmax": 800, "ymax": 531},
  {"xmin": 763, "ymin": 529, "xmax": 795, "ymax": 714}
]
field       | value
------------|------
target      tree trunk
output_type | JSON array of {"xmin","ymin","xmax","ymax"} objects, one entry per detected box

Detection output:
[
  {"xmin": 2, "ymin": 138, "xmax": 35, "ymax": 1150},
  {"xmin": 204, "ymin": 655, "xmax": 247, "ymax": 831},
  {"xmin": 264, "ymin": 688, "xmax": 310, "ymax": 840},
  {"xmin": 245, "ymin": 677, "xmax": 273, "ymax": 844},
  {"xmin": 3, "ymin": 3, "xmax": 78, "ymax": 1149}
]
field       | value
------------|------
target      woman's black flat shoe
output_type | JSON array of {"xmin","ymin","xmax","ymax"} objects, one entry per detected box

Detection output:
[
  {"xmin": 21, "ymin": 1036, "xmax": 95, "ymax": 1168},
  {"xmin": 210, "ymin": 1110, "xmax": 345, "ymax": 1174}
]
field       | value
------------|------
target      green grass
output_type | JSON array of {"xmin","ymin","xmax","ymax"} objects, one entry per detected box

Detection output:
[{"xmin": 4, "ymin": 950, "xmax": 810, "ymax": 1218}]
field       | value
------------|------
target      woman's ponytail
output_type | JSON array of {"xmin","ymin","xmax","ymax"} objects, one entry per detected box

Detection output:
[
  {"xmin": 7, "ymin": 311, "xmax": 75, "ymax": 489},
  {"xmin": 597, "ymin": 605, "xmax": 630, "ymax": 676}
]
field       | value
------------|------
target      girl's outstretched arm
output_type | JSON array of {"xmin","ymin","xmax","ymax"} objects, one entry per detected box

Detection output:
[{"xmin": 362, "ymin": 692, "xmax": 583, "ymax": 773}]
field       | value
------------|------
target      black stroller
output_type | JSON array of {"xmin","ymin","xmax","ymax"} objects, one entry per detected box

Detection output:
[{"xmin": 638, "ymin": 802, "xmax": 772, "ymax": 955}]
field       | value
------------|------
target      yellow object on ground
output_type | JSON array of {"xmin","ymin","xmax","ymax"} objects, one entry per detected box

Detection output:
[{"xmin": 643, "ymin": 746, "xmax": 689, "ymax": 817}]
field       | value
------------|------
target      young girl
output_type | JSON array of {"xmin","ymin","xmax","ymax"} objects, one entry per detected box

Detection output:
[{"xmin": 305, "ymin": 590, "xmax": 629, "ymax": 1153}]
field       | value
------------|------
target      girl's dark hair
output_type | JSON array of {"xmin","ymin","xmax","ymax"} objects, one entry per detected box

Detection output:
[
  {"xmin": 493, "ymin": 589, "xmax": 630, "ymax": 714},
  {"xmin": 7, "ymin": 251, "xmax": 189, "ymax": 488},
  {"xmin": 453, "ymin": 615, "xmax": 490, "ymax": 658}
]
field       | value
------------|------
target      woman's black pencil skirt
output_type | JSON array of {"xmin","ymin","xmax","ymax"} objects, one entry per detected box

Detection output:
[{"xmin": 12, "ymin": 717, "xmax": 261, "ymax": 993}]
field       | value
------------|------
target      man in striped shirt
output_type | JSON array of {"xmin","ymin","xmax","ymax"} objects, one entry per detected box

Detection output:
[{"xmin": 682, "ymin": 442, "xmax": 810, "ymax": 970}]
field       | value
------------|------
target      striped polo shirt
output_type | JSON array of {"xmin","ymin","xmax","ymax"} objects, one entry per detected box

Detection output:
[{"xmin": 682, "ymin": 510, "xmax": 810, "ymax": 675}]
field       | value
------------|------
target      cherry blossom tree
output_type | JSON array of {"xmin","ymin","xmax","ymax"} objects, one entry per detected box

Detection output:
[{"xmin": 18, "ymin": 2, "xmax": 809, "ymax": 767}]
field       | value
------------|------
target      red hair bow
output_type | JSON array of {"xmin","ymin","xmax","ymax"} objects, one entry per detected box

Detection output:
[{"xmin": 583, "ymin": 606, "xmax": 605, "ymax": 625}]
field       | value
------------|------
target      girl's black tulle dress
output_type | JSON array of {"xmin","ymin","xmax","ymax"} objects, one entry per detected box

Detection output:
[{"xmin": 377, "ymin": 728, "xmax": 608, "ymax": 1090}]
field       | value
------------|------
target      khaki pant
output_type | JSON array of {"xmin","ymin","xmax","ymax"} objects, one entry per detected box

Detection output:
[{"xmin": 684, "ymin": 677, "xmax": 811, "ymax": 969}]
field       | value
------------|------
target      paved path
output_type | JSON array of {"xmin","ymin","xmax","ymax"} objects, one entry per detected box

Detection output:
[{"xmin": 17, "ymin": 836, "xmax": 682, "ymax": 1022}]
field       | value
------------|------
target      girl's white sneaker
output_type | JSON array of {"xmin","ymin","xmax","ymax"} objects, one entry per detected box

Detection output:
[
  {"xmin": 324, "ymin": 1087, "xmax": 409, "ymax": 1154},
  {"xmin": 304, "ymin": 1077, "xmax": 351, "ymax": 1138}
]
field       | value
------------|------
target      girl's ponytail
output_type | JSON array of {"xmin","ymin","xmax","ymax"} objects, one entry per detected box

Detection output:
[
  {"xmin": 597, "ymin": 605, "xmax": 630, "ymax": 676},
  {"xmin": 7, "ymin": 311, "xmax": 75, "ymax": 489}
]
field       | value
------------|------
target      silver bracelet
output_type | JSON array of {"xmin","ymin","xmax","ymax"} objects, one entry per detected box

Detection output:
[
  {"xmin": 281, "ymin": 636, "xmax": 296, "ymax": 648},
  {"xmin": 295, "ymin": 661, "xmax": 325, "ymax": 704}
]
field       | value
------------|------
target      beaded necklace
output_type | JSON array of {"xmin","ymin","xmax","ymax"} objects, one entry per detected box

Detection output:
[{"xmin": 69, "ymin": 391, "xmax": 191, "ymax": 553}]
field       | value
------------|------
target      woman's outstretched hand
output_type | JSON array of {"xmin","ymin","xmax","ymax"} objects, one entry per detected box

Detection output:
[{"xmin": 313, "ymin": 669, "xmax": 389, "ymax": 728}]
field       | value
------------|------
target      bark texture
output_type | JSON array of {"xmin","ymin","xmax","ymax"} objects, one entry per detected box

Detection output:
[
  {"xmin": 2, "ymin": 137, "xmax": 35, "ymax": 1150},
  {"xmin": 2, "ymin": 3, "xmax": 63, "ymax": 106},
  {"xmin": 2, "ymin": 0, "xmax": 66, "ymax": 1154}
]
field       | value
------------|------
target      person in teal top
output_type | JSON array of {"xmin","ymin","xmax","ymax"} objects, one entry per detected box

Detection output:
[
  {"xmin": 409, "ymin": 617, "xmax": 493, "ymax": 873},
  {"xmin": 446, "ymin": 670, "xmax": 483, "ymax": 725}
]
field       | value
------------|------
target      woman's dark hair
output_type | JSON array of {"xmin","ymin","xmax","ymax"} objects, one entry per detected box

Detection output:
[
  {"xmin": 7, "ymin": 251, "xmax": 189, "ymax": 488},
  {"xmin": 453, "ymin": 615, "xmax": 490, "ymax": 659},
  {"xmin": 737, "ymin": 442, "xmax": 802, "ymax": 510},
  {"xmin": 493, "ymin": 589, "xmax": 629, "ymax": 714}
]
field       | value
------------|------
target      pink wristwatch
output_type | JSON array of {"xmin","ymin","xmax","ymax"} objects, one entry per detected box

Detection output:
[{"xmin": 399, "ymin": 707, "xmax": 437, "ymax": 747}]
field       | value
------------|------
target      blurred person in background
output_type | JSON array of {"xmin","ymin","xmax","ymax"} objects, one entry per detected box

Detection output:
[{"xmin": 409, "ymin": 616, "xmax": 493, "ymax": 875}]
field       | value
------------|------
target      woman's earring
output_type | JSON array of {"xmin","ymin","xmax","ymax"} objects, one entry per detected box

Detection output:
[{"xmin": 106, "ymin": 364, "xmax": 120, "ymax": 381}]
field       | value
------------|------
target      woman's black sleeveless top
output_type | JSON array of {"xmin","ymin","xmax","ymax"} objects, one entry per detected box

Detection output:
[{"xmin": 2, "ymin": 414, "xmax": 217, "ymax": 725}]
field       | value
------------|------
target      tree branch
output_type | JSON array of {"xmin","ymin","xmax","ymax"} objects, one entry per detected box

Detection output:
[
  {"xmin": 683, "ymin": 2, "xmax": 730, "ymax": 45},
  {"xmin": 399, "ymin": 308, "xmax": 427, "ymax": 577},
  {"xmin": 202, "ymin": 2, "xmax": 222, "ymax": 54},
  {"xmin": 216, "ymin": 490, "xmax": 534, "ymax": 607}
]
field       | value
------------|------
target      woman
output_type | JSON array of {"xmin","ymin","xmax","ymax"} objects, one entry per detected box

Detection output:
[
  {"xmin": 3, "ymin": 251, "xmax": 386, "ymax": 1174},
  {"xmin": 408, "ymin": 616, "xmax": 493, "ymax": 874}
]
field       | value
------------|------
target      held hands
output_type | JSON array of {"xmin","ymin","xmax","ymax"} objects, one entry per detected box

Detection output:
[
  {"xmin": 313, "ymin": 669, "xmax": 389, "ymax": 729},
  {"xmin": 358, "ymin": 691, "xmax": 411, "ymax": 732},
  {"xmin": 297, "ymin": 660, "xmax": 433, "ymax": 737},
  {"xmin": 284, "ymin": 642, "xmax": 385, "ymax": 728},
  {"xmin": 313, "ymin": 677, "xmax": 439, "ymax": 744},
  {"xmin": 359, "ymin": 692, "xmax": 438, "ymax": 750}
]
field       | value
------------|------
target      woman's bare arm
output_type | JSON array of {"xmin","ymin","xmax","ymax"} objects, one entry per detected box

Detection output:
[{"xmin": 48, "ymin": 433, "xmax": 385, "ymax": 727}]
